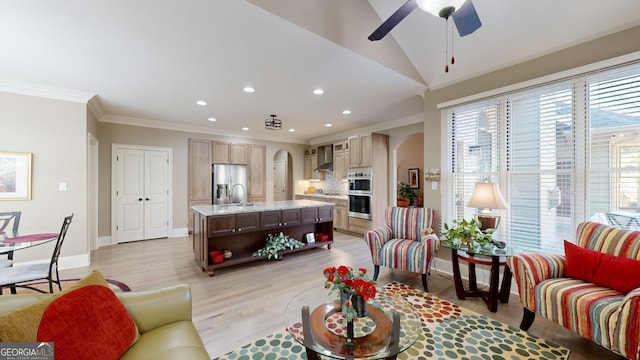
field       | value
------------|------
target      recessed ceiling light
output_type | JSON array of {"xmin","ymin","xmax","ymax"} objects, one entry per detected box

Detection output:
[
  {"xmin": 243, "ymin": 86, "xmax": 255, "ymax": 93},
  {"xmin": 313, "ymin": 89, "xmax": 324, "ymax": 95},
  {"xmin": 288, "ymin": 128, "xmax": 296, "ymax": 132},
  {"xmin": 208, "ymin": 117, "xmax": 216, "ymax": 122},
  {"xmin": 325, "ymin": 123, "xmax": 333, "ymax": 127},
  {"xmin": 342, "ymin": 110, "xmax": 351, "ymax": 115},
  {"xmin": 242, "ymin": 127, "xmax": 249, "ymax": 131},
  {"xmin": 196, "ymin": 100, "xmax": 207, "ymax": 106}
]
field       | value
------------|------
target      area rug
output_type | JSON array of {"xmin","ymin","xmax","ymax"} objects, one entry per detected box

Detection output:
[{"xmin": 212, "ymin": 281, "xmax": 570, "ymax": 360}]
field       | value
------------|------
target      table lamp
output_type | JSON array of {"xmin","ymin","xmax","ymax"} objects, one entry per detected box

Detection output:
[{"xmin": 466, "ymin": 182, "xmax": 509, "ymax": 232}]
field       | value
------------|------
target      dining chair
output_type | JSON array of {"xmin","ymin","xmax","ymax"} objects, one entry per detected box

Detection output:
[
  {"xmin": 0, "ymin": 212, "xmax": 21, "ymax": 268},
  {"xmin": 0, "ymin": 211, "xmax": 21, "ymax": 238},
  {"xmin": 0, "ymin": 214, "xmax": 73, "ymax": 295}
]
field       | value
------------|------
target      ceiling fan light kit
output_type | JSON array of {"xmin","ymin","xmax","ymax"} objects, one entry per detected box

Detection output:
[
  {"xmin": 368, "ymin": 0, "xmax": 482, "ymax": 73},
  {"xmin": 416, "ymin": 0, "xmax": 465, "ymax": 19}
]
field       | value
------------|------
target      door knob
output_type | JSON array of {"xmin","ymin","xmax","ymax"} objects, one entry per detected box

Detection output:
[
  {"xmin": 145, "ymin": 198, "xmax": 150, "ymax": 201},
  {"xmin": 138, "ymin": 198, "xmax": 143, "ymax": 201}
]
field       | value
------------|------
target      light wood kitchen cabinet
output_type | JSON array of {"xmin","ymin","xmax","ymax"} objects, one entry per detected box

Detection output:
[
  {"xmin": 188, "ymin": 139, "xmax": 213, "ymax": 231},
  {"xmin": 230, "ymin": 143, "xmax": 248, "ymax": 164},
  {"xmin": 304, "ymin": 148, "xmax": 322, "ymax": 180},
  {"xmin": 189, "ymin": 138, "xmax": 266, "ymax": 232},
  {"xmin": 212, "ymin": 141, "xmax": 248, "ymax": 164},
  {"xmin": 334, "ymin": 205, "xmax": 348, "ymax": 231},
  {"xmin": 349, "ymin": 217, "xmax": 371, "ymax": 234},
  {"xmin": 348, "ymin": 134, "xmax": 372, "ymax": 167},
  {"xmin": 333, "ymin": 142, "xmax": 349, "ymax": 179},
  {"xmin": 248, "ymin": 144, "xmax": 266, "ymax": 202}
]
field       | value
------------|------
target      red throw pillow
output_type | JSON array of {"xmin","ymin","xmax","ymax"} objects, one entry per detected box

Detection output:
[
  {"xmin": 564, "ymin": 240, "xmax": 640, "ymax": 293},
  {"xmin": 37, "ymin": 285, "xmax": 138, "ymax": 360}
]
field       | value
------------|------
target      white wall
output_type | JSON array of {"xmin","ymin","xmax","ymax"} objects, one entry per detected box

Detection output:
[{"xmin": 0, "ymin": 91, "xmax": 89, "ymax": 266}]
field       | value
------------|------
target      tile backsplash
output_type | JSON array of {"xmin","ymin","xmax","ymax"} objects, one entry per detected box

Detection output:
[
  {"xmin": 296, "ymin": 171, "xmax": 348, "ymax": 195},
  {"xmin": 323, "ymin": 171, "xmax": 348, "ymax": 194}
]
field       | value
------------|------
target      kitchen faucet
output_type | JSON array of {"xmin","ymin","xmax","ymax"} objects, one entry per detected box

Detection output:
[{"xmin": 231, "ymin": 183, "xmax": 247, "ymax": 204}]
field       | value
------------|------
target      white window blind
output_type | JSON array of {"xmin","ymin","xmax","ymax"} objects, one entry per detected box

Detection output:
[
  {"xmin": 506, "ymin": 82, "xmax": 575, "ymax": 252},
  {"xmin": 587, "ymin": 64, "xmax": 640, "ymax": 230},
  {"xmin": 442, "ymin": 61, "xmax": 640, "ymax": 253},
  {"xmin": 441, "ymin": 99, "xmax": 505, "ymax": 243}
]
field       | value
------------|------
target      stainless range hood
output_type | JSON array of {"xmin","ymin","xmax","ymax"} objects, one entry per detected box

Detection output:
[{"xmin": 314, "ymin": 145, "xmax": 333, "ymax": 171}]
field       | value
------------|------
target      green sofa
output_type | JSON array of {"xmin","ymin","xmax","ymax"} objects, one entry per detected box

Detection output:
[{"xmin": 0, "ymin": 284, "xmax": 210, "ymax": 360}]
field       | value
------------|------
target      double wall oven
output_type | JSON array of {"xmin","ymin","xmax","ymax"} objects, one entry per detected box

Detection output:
[{"xmin": 348, "ymin": 171, "xmax": 372, "ymax": 220}]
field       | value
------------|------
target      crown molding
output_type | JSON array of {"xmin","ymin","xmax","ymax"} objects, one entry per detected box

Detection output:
[
  {"xmin": 100, "ymin": 114, "xmax": 309, "ymax": 145},
  {"xmin": 0, "ymin": 79, "xmax": 95, "ymax": 104},
  {"xmin": 309, "ymin": 113, "xmax": 424, "ymax": 145},
  {"xmin": 87, "ymin": 95, "xmax": 104, "ymax": 120}
]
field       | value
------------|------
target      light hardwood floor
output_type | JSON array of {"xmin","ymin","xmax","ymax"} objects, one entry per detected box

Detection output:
[{"xmin": 57, "ymin": 232, "xmax": 618, "ymax": 359}]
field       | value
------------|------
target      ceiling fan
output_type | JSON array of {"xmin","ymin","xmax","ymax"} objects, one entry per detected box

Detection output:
[{"xmin": 368, "ymin": 0, "xmax": 482, "ymax": 41}]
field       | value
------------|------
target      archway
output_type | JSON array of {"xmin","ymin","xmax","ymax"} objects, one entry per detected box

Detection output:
[
  {"xmin": 394, "ymin": 133, "xmax": 424, "ymax": 207},
  {"xmin": 273, "ymin": 149, "xmax": 293, "ymax": 201}
]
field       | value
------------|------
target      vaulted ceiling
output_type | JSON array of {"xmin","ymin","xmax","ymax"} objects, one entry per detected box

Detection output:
[{"xmin": 1, "ymin": 0, "xmax": 639, "ymax": 143}]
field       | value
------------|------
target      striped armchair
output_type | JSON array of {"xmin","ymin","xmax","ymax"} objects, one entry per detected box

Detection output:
[
  {"xmin": 364, "ymin": 207, "xmax": 440, "ymax": 291},
  {"xmin": 508, "ymin": 222, "xmax": 640, "ymax": 360}
]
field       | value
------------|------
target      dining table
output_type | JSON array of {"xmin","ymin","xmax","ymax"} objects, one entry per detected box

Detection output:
[{"xmin": 0, "ymin": 233, "xmax": 59, "ymax": 261}]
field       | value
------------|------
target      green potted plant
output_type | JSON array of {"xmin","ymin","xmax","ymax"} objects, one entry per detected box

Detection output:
[
  {"xmin": 252, "ymin": 232, "xmax": 305, "ymax": 260},
  {"xmin": 443, "ymin": 218, "xmax": 494, "ymax": 252},
  {"xmin": 397, "ymin": 182, "xmax": 417, "ymax": 206}
]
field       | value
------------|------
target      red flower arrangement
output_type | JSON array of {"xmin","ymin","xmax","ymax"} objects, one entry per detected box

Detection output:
[
  {"xmin": 323, "ymin": 265, "xmax": 376, "ymax": 300},
  {"xmin": 323, "ymin": 266, "xmax": 376, "ymax": 324},
  {"xmin": 323, "ymin": 265, "xmax": 377, "ymax": 325}
]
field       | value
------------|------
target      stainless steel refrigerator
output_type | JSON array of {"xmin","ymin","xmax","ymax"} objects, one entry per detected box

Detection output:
[{"xmin": 212, "ymin": 164, "xmax": 249, "ymax": 204}]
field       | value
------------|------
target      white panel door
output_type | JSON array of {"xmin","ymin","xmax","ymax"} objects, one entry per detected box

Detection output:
[
  {"xmin": 115, "ymin": 147, "xmax": 169, "ymax": 243},
  {"xmin": 144, "ymin": 150, "xmax": 169, "ymax": 239},
  {"xmin": 274, "ymin": 160, "xmax": 286, "ymax": 201},
  {"xmin": 116, "ymin": 148, "xmax": 145, "ymax": 242}
]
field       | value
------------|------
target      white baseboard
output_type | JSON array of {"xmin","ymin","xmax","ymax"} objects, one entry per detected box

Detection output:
[
  {"xmin": 97, "ymin": 236, "xmax": 112, "ymax": 248},
  {"xmin": 15, "ymin": 254, "xmax": 90, "ymax": 271},
  {"xmin": 95, "ymin": 228, "xmax": 189, "ymax": 249},
  {"xmin": 172, "ymin": 228, "xmax": 188, "ymax": 237},
  {"xmin": 60, "ymin": 254, "xmax": 90, "ymax": 270}
]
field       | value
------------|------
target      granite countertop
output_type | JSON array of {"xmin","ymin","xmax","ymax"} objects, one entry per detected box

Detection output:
[
  {"xmin": 295, "ymin": 193, "xmax": 348, "ymax": 201},
  {"xmin": 192, "ymin": 199, "xmax": 334, "ymax": 216}
]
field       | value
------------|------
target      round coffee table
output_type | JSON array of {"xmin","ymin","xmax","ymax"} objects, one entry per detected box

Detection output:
[{"xmin": 284, "ymin": 285, "xmax": 421, "ymax": 360}]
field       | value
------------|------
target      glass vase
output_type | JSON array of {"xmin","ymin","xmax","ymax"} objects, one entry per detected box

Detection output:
[{"xmin": 351, "ymin": 294, "xmax": 368, "ymax": 318}]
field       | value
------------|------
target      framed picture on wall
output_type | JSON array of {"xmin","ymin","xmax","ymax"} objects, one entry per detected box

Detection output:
[
  {"xmin": 408, "ymin": 168, "xmax": 419, "ymax": 189},
  {"xmin": 0, "ymin": 152, "xmax": 32, "ymax": 200}
]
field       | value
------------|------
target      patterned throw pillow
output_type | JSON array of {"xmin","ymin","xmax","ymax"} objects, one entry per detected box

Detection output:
[{"xmin": 0, "ymin": 269, "xmax": 139, "ymax": 359}]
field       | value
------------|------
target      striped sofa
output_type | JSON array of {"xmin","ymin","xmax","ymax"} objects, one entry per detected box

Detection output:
[
  {"xmin": 364, "ymin": 207, "xmax": 440, "ymax": 291},
  {"xmin": 508, "ymin": 222, "xmax": 640, "ymax": 360}
]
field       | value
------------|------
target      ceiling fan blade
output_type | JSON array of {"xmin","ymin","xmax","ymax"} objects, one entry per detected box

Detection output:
[
  {"xmin": 368, "ymin": 0, "xmax": 418, "ymax": 41},
  {"xmin": 452, "ymin": 0, "xmax": 482, "ymax": 37}
]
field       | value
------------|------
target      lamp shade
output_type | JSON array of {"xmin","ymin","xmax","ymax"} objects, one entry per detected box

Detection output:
[
  {"xmin": 466, "ymin": 183, "xmax": 509, "ymax": 211},
  {"xmin": 416, "ymin": 0, "xmax": 465, "ymax": 18}
]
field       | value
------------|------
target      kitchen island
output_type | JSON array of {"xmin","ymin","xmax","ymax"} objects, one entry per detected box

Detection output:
[{"xmin": 192, "ymin": 200, "xmax": 334, "ymax": 275}]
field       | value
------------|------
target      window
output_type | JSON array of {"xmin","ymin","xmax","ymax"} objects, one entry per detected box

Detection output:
[{"xmin": 442, "ymin": 61, "xmax": 640, "ymax": 252}]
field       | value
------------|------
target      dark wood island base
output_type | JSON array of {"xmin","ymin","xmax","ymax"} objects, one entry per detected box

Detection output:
[{"xmin": 192, "ymin": 201, "xmax": 334, "ymax": 276}]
